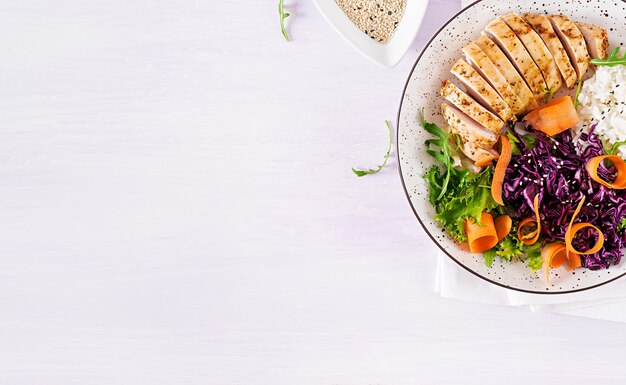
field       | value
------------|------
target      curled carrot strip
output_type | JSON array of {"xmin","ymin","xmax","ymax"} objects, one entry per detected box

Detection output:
[
  {"xmin": 567, "ymin": 252, "xmax": 582, "ymax": 271},
  {"xmin": 491, "ymin": 135, "xmax": 511, "ymax": 206},
  {"xmin": 524, "ymin": 96, "xmax": 578, "ymax": 136},
  {"xmin": 464, "ymin": 212, "xmax": 499, "ymax": 253},
  {"xmin": 566, "ymin": 223, "xmax": 604, "ymax": 255},
  {"xmin": 494, "ymin": 215, "xmax": 512, "ymax": 242},
  {"xmin": 541, "ymin": 243, "xmax": 581, "ymax": 284},
  {"xmin": 585, "ymin": 155, "xmax": 626, "ymax": 190},
  {"xmin": 565, "ymin": 196, "xmax": 605, "ymax": 256},
  {"xmin": 517, "ymin": 195, "xmax": 541, "ymax": 245}
]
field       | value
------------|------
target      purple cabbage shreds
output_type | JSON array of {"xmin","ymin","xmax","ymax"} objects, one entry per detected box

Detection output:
[{"xmin": 504, "ymin": 127, "xmax": 626, "ymax": 270}]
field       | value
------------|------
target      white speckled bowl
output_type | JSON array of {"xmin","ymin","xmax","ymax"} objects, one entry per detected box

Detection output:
[
  {"xmin": 397, "ymin": 0, "xmax": 626, "ymax": 293},
  {"xmin": 313, "ymin": 0, "xmax": 429, "ymax": 68}
]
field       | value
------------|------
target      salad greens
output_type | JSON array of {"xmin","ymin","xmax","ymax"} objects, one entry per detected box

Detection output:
[
  {"xmin": 278, "ymin": 0, "xmax": 290, "ymax": 42},
  {"xmin": 507, "ymin": 131, "xmax": 537, "ymax": 156},
  {"xmin": 495, "ymin": 232, "xmax": 523, "ymax": 262},
  {"xmin": 422, "ymin": 109, "xmax": 456, "ymax": 199},
  {"xmin": 482, "ymin": 248, "xmax": 497, "ymax": 267},
  {"xmin": 590, "ymin": 47, "xmax": 626, "ymax": 67},
  {"xmin": 573, "ymin": 80, "xmax": 583, "ymax": 108},
  {"xmin": 524, "ymin": 243, "xmax": 542, "ymax": 273},
  {"xmin": 602, "ymin": 139, "xmax": 626, "ymax": 156},
  {"xmin": 422, "ymin": 115, "xmax": 498, "ymax": 241},
  {"xmin": 543, "ymin": 85, "xmax": 556, "ymax": 99},
  {"xmin": 422, "ymin": 114, "xmax": 561, "ymax": 272},
  {"xmin": 352, "ymin": 120, "xmax": 392, "ymax": 177}
]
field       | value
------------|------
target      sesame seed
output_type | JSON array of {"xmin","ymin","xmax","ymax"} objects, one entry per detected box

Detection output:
[{"xmin": 337, "ymin": 0, "xmax": 406, "ymax": 44}]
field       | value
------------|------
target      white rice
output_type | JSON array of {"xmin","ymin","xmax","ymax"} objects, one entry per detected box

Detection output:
[{"xmin": 574, "ymin": 65, "xmax": 626, "ymax": 157}]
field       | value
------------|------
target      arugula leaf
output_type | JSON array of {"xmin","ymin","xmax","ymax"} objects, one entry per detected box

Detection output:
[
  {"xmin": 422, "ymin": 111, "xmax": 452, "ymax": 198},
  {"xmin": 602, "ymin": 140, "xmax": 626, "ymax": 156},
  {"xmin": 524, "ymin": 242, "xmax": 542, "ymax": 273},
  {"xmin": 590, "ymin": 47, "xmax": 626, "ymax": 67},
  {"xmin": 573, "ymin": 80, "xmax": 583, "ymax": 108},
  {"xmin": 278, "ymin": 0, "xmax": 290, "ymax": 42},
  {"xmin": 506, "ymin": 131, "xmax": 521, "ymax": 156},
  {"xmin": 352, "ymin": 120, "xmax": 392, "ymax": 177},
  {"xmin": 543, "ymin": 85, "xmax": 556, "ymax": 99},
  {"xmin": 521, "ymin": 134, "xmax": 538, "ymax": 150},
  {"xmin": 618, "ymin": 218, "xmax": 626, "ymax": 232},
  {"xmin": 421, "ymin": 109, "xmax": 456, "ymax": 200},
  {"xmin": 424, "ymin": 166, "xmax": 443, "ymax": 206},
  {"xmin": 483, "ymin": 248, "xmax": 496, "ymax": 268}
]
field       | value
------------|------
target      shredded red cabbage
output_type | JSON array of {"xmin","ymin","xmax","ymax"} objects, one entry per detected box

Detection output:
[{"xmin": 503, "ymin": 126, "xmax": 626, "ymax": 270}]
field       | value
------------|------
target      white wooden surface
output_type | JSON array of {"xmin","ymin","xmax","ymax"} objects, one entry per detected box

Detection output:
[{"xmin": 1, "ymin": 0, "xmax": 626, "ymax": 383}]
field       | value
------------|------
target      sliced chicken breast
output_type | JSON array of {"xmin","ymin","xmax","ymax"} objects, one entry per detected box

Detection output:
[
  {"xmin": 549, "ymin": 15, "xmax": 590, "ymax": 80},
  {"xmin": 501, "ymin": 13, "xmax": 563, "ymax": 93},
  {"xmin": 441, "ymin": 103, "xmax": 498, "ymax": 149},
  {"xmin": 524, "ymin": 13, "xmax": 578, "ymax": 89},
  {"xmin": 474, "ymin": 35, "xmax": 538, "ymax": 111},
  {"xmin": 440, "ymin": 80, "xmax": 505, "ymax": 133},
  {"xmin": 460, "ymin": 139, "xmax": 499, "ymax": 164},
  {"xmin": 462, "ymin": 42, "xmax": 525, "ymax": 116},
  {"xmin": 576, "ymin": 22, "xmax": 609, "ymax": 60},
  {"xmin": 484, "ymin": 19, "xmax": 548, "ymax": 100},
  {"xmin": 450, "ymin": 58, "xmax": 512, "ymax": 122}
]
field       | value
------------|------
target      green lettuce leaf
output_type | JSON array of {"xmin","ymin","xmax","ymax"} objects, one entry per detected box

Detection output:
[
  {"xmin": 496, "ymin": 234, "xmax": 523, "ymax": 262},
  {"xmin": 524, "ymin": 242, "xmax": 543, "ymax": 273},
  {"xmin": 483, "ymin": 248, "xmax": 496, "ymax": 268}
]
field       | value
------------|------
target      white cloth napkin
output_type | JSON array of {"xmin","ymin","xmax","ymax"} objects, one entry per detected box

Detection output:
[
  {"xmin": 434, "ymin": 0, "xmax": 626, "ymax": 322},
  {"xmin": 436, "ymin": 254, "xmax": 626, "ymax": 322}
]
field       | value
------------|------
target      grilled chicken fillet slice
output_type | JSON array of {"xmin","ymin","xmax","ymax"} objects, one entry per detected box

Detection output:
[
  {"xmin": 450, "ymin": 58, "xmax": 512, "ymax": 122},
  {"xmin": 460, "ymin": 140, "xmax": 499, "ymax": 164},
  {"xmin": 549, "ymin": 15, "xmax": 590, "ymax": 80},
  {"xmin": 484, "ymin": 19, "xmax": 548, "ymax": 100},
  {"xmin": 576, "ymin": 22, "xmax": 609, "ymax": 60},
  {"xmin": 474, "ymin": 35, "xmax": 538, "ymax": 111},
  {"xmin": 462, "ymin": 42, "xmax": 526, "ymax": 116},
  {"xmin": 440, "ymin": 80, "xmax": 505, "ymax": 133},
  {"xmin": 441, "ymin": 103, "xmax": 498, "ymax": 149},
  {"xmin": 501, "ymin": 13, "xmax": 563, "ymax": 93},
  {"xmin": 524, "ymin": 13, "xmax": 578, "ymax": 88}
]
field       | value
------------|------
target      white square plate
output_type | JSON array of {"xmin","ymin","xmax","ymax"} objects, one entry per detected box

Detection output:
[{"xmin": 313, "ymin": 0, "xmax": 430, "ymax": 68}]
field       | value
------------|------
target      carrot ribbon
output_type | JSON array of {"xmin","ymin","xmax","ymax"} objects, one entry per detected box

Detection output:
[
  {"xmin": 491, "ymin": 135, "xmax": 511, "ymax": 206},
  {"xmin": 494, "ymin": 215, "xmax": 512, "ymax": 241},
  {"xmin": 565, "ymin": 196, "xmax": 604, "ymax": 256},
  {"xmin": 541, "ymin": 243, "xmax": 581, "ymax": 284},
  {"xmin": 517, "ymin": 195, "xmax": 541, "ymax": 245},
  {"xmin": 464, "ymin": 212, "xmax": 499, "ymax": 253},
  {"xmin": 524, "ymin": 96, "xmax": 579, "ymax": 136},
  {"xmin": 586, "ymin": 155, "xmax": 626, "ymax": 190}
]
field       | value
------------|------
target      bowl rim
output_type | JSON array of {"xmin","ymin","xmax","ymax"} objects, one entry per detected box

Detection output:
[{"xmin": 395, "ymin": 0, "xmax": 626, "ymax": 295}]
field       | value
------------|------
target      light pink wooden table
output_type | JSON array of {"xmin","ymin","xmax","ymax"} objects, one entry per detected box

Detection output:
[{"xmin": 1, "ymin": 0, "xmax": 626, "ymax": 384}]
